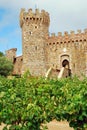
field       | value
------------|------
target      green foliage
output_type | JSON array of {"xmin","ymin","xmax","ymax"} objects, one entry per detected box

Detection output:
[
  {"xmin": 0, "ymin": 76, "xmax": 87, "ymax": 130},
  {"xmin": 0, "ymin": 51, "xmax": 4, "ymax": 57},
  {"xmin": 22, "ymin": 70, "xmax": 31, "ymax": 78},
  {"xmin": 0, "ymin": 56, "xmax": 13, "ymax": 77},
  {"xmin": 61, "ymin": 77, "xmax": 87, "ymax": 130}
]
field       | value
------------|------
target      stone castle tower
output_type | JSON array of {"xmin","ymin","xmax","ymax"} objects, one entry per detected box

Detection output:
[
  {"xmin": 6, "ymin": 8, "xmax": 87, "ymax": 78},
  {"xmin": 20, "ymin": 8, "xmax": 50, "ymax": 76}
]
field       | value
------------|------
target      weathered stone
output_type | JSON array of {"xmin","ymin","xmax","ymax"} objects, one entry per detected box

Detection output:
[{"xmin": 6, "ymin": 8, "xmax": 87, "ymax": 78}]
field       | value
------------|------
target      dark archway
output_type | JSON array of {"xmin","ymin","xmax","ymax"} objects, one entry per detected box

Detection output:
[
  {"xmin": 62, "ymin": 59, "xmax": 69, "ymax": 68},
  {"xmin": 62, "ymin": 59, "xmax": 71, "ymax": 77}
]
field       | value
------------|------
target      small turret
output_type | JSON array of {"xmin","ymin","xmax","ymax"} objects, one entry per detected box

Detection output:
[{"xmin": 5, "ymin": 48, "xmax": 17, "ymax": 62}]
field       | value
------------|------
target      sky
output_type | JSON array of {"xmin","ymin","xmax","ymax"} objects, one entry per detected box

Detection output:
[{"xmin": 0, "ymin": 0, "xmax": 87, "ymax": 55}]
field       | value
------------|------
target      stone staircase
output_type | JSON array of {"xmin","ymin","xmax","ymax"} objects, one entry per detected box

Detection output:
[
  {"xmin": 0, "ymin": 121, "xmax": 74, "ymax": 130},
  {"xmin": 45, "ymin": 67, "xmax": 71, "ymax": 79},
  {"xmin": 47, "ymin": 120, "xmax": 73, "ymax": 130}
]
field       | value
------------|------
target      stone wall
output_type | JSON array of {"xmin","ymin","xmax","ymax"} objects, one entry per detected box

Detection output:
[
  {"xmin": 5, "ymin": 48, "xmax": 17, "ymax": 62},
  {"xmin": 46, "ymin": 30, "xmax": 87, "ymax": 77},
  {"xmin": 13, "ymin": 56, "xmax": 23, "ymax": 75}
]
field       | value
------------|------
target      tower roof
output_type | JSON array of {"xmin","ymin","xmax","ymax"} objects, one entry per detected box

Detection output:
[{"xmin": 20, "ymin": 8, "xmax": 50, "ymax": 27}]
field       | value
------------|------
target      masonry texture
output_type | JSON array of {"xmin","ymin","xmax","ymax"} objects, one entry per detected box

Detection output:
[{"xmin": 6, "ymin": 8, "xmax": 87, "ymax": 78}]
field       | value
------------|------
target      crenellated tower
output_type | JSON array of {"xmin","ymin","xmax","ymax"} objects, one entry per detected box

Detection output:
[
  {"xmin": 5, "ymin": 48, "xmax": 17, "ymax": 62},
  {"xmin": 20, "ymin": 8, "xmax": 50, "ymax": 76}
]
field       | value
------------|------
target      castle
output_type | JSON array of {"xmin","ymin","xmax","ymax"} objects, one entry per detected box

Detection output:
[{"xmin": 6, "ymin": 8, "xmax": 87, "ymax": 78}]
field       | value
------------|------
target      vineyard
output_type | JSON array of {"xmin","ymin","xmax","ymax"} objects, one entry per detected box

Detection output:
[{"xmin": 0, "ymin": 74, "xmax": 87, "ymax": 130}]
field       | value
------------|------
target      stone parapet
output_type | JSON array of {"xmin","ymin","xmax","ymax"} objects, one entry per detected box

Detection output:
[
  {"xmin": 20, "ymin": 8, "xmax": 50, "ymax": 27},
  {"xmin": 47, "ymin": 29, "xmax": 87, "ymax": 50}
]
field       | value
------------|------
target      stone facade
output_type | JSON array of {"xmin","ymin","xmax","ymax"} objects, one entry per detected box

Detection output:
[
  {"xmin": 6, "ymin": 8, "xmax": 87, "ymax": 78},
  {"xmin": 6, "ymin": 49, "xmax": 23, "ymax": 75}
]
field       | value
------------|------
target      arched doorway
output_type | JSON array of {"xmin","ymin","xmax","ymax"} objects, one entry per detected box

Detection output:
[
  {"xmin": 62, "ymin": 59, "xmax": 69, "ymax": 68},
  {"xmin": 62, "ymin": 59, "xmax": 71, "ymax": 77}
]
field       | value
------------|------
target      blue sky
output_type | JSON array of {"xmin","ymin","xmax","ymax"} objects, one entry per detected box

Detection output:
[{"xmin": 0, "ymin": 0, "xmax": 87, "ymax": 55}]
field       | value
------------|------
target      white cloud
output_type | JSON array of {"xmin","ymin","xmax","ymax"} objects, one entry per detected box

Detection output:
[
  {"xmin": 0, "ymin": 0, "xmax": 87, "ymax": 32},
  {"xmin": 0, "ymin": 0, "xmax": 87, "ymax": 54},
  {"xmin": 0, "ymin": 0, "xmax": 87, "ymax": 12}
]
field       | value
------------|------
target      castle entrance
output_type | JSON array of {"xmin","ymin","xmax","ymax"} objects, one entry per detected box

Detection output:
[
  {"xmin": 62, "ymin": 59, "xmax": 69, "ymax": 68},
  {"xmin": 62, "ymin": 59, "xmax": 71, "ymax": 77}
]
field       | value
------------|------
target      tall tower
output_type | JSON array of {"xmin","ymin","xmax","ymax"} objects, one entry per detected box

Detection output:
[{"xmin": 20, "ymin": 8, "xmax": 50, "ymax": 76}]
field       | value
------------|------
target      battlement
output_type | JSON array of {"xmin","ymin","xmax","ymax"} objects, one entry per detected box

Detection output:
[
  {"xmin": 47, "ymin": 29, "xmax": 87, "ymax": 45},
  {"xmin": 46, "ymin": 29, "xmax": 87, "ymax": 51},
  {"xmin": 6, "ymin": 48, "xmax": 17, "ymax": 53},
  {"xmin": 48, "ymin": 29, "xmax": 87, "ymax": 37},
  {"xmin": 20, "ymin": 8, "xmax": 50, "ymax": 27}
]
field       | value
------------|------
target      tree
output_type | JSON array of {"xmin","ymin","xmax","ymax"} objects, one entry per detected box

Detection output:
[
  {"xmin": 0, "ymin": 53, "xmax": 13, "ymax": 77},
  {"xmin": 0, "ymin": 51, "xmax": 4, "ymax": 57}
]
